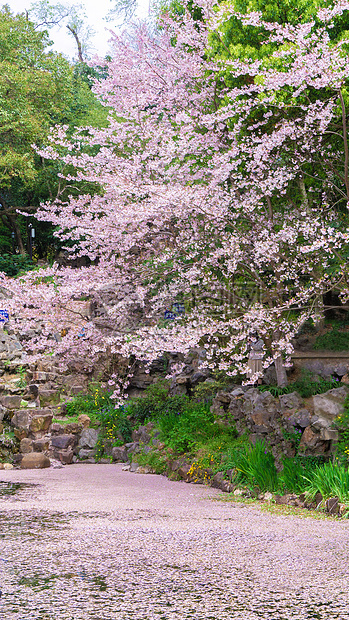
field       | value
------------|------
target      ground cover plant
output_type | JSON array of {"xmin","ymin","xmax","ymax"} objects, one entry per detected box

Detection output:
[
  {"xmin": 333, "ymin": 396, "xmax": 349, "ymax": 462},
  {"xmin": 126, "ymin": 381, "xmax": 189, "ymax": 424},
  {"xmin": 259, "ymin": 370, "xmax": 341, "ymax": 399},
  {"xmin": 314, "ymin": 328, "xmax": 349, "ymax": 351}
]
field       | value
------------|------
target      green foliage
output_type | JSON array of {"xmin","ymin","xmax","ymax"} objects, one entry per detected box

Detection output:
[
  {"xmin": 282, "ymin": 428, "xmax": 303, "ymax": 453},
  {"xmin": 259, "ymin": 370, "xmax": 340, "ymax": 399},
  {"xmin": 231, "ymin": 440, "xmax": 278, "ymax": 492},
  {"xmin": 97, "ymin": 406, "xmax": 132, "ymax": 445},
  {"xmin": 160, "ymin": 401, "xmax": 236, "ymax": 453},
  {"xmin": 135, "ymin": 450, "xmax": 168, "ymax": 474},
  {"xmin": 314, "ymin": 328, "xmax": 349, "ymax": 351},
  {"xmin": 66, "ymin": 386, "xmax": 132, "ymax": 457},
  {"xmin": 278, "ymin": 456, "xmax": 325, "ymax": 494},
  {"xmin": 65, "ymin": 391, "xmax": 101, "ymax": 426},
  {"xmin": 303, "ymin": 461, "xmax": 349, "ymax": 503},
  {"xmin": 333, "ymin": 397, "xmax": 349, "ymax": 461},
  {"xmin": 193, "ymin": 378, "xmax": 231, "ymax": 401},
  {"xmin": 127, "ymin": 381, "xmax": 188, "ymax": 423},
  {"xmin": 0, "ymin": 253, "xmax": 34, "ymax": 276},
  {"xmin": 0, "ymin": 6, "xmax": 109, "ymax": 258}
]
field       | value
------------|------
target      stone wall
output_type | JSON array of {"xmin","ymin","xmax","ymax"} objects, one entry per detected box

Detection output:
[{"xmin": 210, "ymin": 385, "xmax": 346, "ymax": 462}]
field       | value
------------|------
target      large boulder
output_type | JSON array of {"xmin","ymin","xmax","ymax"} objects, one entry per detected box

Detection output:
[
  {"xmin": 132, "ymin": 425, "xmax": 151, "ymax": 444},
  {"xmin": 20, "ymin": 452, "xmax": 50, "ymax": 469},
  {"xmin": 50, "ymin": 423, "xmax": 65, "ymax": 435},
  {"xmin": 279, "ymin": 392, "xmax": 303, "ymax": 414},
  {"xmin": 65, "ymin": 423, "xmax": 83, "ymax": 434},
  {"xmin": 51, "ymin": 434, "xmax": 76, "ymax": 450},
  {"xmin": 78, "ymin": 428, "xmax": 99, "ymax": 449},
  {"xmin": 243, "ymin": 389, "xmax": 279, "ymax": 429},
  {"xmin": 20, "ymin": 438, "xmax": 33, "ymax": 454},
  {"xmin": 39, "ymin": 389, "xmax": 60, "ymax": 407},
  {"xmin": 287, "ymin": 408, "xmax": 312, "ymax": 429},
  {"xmin": 299, "ymin": 426, "xmax": 329, "ymax": 454},
  {"xmin": 53, "ymin": 447, "xmax": 74, "ymax": 464},
  {"xmin": 0, "ymin": 405, "xmax": 6, "ymax": 422},
  {"xmin": 210, "ymin": 471, "xmax": 233, "ymax": 493},
  {"xmin": 78, "ymin": 414, "xmax": 90, "ymax": 428},
  {"xmin": 111, "ymin": 446, "xmax": 128, "ymax": 462},
  {"xmin": 1, "ymin": 395, "xmax": 22, "ymax": 409},
  {"xmin": 12, "ymin": 409, "xmax": 53, "ymax": 433},
  {"xmin": 32, "ymin": 438, "xmax": 50, "ymax": 452},
  {"xmin": 11, "ymin": 410, "xmax": 31, "ymax": 431},
  {"xmin": 312, "ymin": 386, "xmax": 349, "ymax": 429},
  {"xmin": 30, "ymin": 413, "xmax": 53, "ymax": 433},
  {"xmin": 78, "ymin": 448, "xmax": 95, "ymax": 460}
]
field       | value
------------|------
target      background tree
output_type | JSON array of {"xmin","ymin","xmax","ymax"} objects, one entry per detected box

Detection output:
[
  {"xmin": 29, "ymin": 0, "xmax": 95, "ymax": 61},
  {"xmin": 0, "ymin": 5, "xmax": 108, "ymax": 264}
]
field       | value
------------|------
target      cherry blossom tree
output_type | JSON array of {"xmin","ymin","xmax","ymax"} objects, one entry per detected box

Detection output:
[{"xmin": 3, "ymin": 0, "xmax": 349, "ymax": 388}]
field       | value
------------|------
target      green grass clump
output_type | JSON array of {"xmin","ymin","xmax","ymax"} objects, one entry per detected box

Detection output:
[
  {"xmin": 278, "ymin": 456, "xmax": 326, "ymax": 494},
  {"xmin": 52, "ymin": 416, "xmax": 83, "ymax": 426},
  {"xmin": 232, "ymin": 440, "xmax": 278, "ymax": 492},
  {"xmin": 135, "ymin": 450, "xmax": 168, "ymax": 474},
  {"xmin": 303, "ymin": 461, "xmax": 349, "ymax": 503}
]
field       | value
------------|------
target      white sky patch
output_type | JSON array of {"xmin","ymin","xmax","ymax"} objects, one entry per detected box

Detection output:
[{"xmin": 4, "ymin": 0, "xmax": 151, "ymax": 59}]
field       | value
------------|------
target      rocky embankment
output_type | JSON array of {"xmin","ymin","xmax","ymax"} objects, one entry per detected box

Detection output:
[
  {"xmin": 0, "ymin": 352, "xmax": 94, "ymax": 468},
  {"xmin": 0, "ymin": 365, "xmax": 347, "ymax": 471},
  {"xmin": 211, "ymin": 386, "xmax": 343, "ymax": 456}
]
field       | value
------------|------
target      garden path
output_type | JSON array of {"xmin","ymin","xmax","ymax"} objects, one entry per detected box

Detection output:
[{"xmin": 0, "ymin": 464, "xmax": 347, "ymax": 620}]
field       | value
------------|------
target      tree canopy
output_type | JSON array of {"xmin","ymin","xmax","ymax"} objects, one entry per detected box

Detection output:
[
  {"xmin": 2, "ymin": 0, "xmax": 349, "ymax": 390},
  {"xmin": 0, "ymin": 5, "xmax": 107, "ymax": 258}
]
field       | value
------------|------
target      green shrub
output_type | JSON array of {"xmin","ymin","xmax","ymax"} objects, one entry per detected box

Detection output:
[
  {"xmin": 97, "ymin": 406, "xmax": 132, "ymax": 444},
  {"xmin": 127, "ymin": 381, "xmax": 187, "ymax": 423},
  {"xmin": 0, "ymin": 253, "xmax": 33, "ymax": 276},
  {"xmin": 162, "ymin": 401, "xmax": 213, "ymax": 452},
  {"xmin": 303, "ymin": 461, "xmax": 349, "ymax": 503},
  {"xmin": 65, "ymin": 389, "xmax": 105, "ymax": 425},
  {"xmin": 161, "ymin": 401, "xmax": 234, "ymax": 453},
  {"xmin": 282, "ymin": 428, "xmax": 303, "ymax": 453},
  {"xmin": 135, "ymin": 450, "xmax": 168, "ymax": 474},
  {"xmin": 193, "ymin": 377, "xmax": 233, "ymax": 402},
  {"xmin": 66, "ymin": 385, "xmax": 133, "ymax": 458}
]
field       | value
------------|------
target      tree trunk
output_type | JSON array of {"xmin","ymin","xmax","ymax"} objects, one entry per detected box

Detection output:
[
  {"xmin": 1, "ymin": 211, "xmax": 26, "ymax": 256},
  {"xmin": 274, "ymin": 355, "xmax": 288, "ymax": 387},
  {"xmin": 7, "ymin": 214, "xmax": 26, "ymax": 255},
  {"xmin": 67, "ymin": 25, "xmax": 84, "ymax": 62}
]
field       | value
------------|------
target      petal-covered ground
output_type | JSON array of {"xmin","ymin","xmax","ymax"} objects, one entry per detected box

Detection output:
[{"xmin": 0, "ymin": 464, "xmax": 347, "ymax": 620}]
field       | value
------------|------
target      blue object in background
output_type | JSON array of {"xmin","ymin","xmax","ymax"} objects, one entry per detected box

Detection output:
[
  {"xmin": 164, "ymin": 303, "xmax": 185, "ymax": 320},
  {"xmin": 164, "ymin": 310, "xmax": 177, "ymax": 320},
  {"xmin": 0, "ymin": 310, "xmax": 9, "ymax": 323},
  {"xmin": 172, "ymin": 302, "xmax": 185, "ymax": 315}
]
